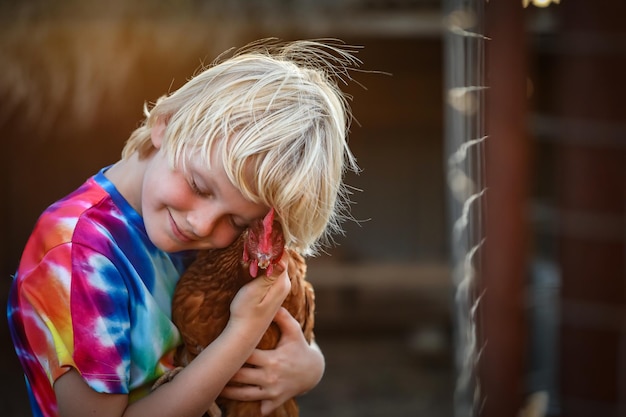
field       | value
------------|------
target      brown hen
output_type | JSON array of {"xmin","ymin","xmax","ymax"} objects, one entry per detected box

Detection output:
[{"xmin": 159, "ymin": 209, "xmax": 315, "ymax": 417}]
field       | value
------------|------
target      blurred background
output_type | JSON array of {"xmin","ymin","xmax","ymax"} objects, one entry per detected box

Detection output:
[{"xmin": 0, "ymin": 1, "xmax": 624, "ymax": 417}]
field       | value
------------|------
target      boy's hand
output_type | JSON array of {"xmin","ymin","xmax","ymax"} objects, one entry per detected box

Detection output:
[
  {"xmin": 221, "ymin": 307, "xmax": 325, "ymax": 415},
  {"xmin": 229, "ymin": 257, "xmax": 291, "ymax": 335}
]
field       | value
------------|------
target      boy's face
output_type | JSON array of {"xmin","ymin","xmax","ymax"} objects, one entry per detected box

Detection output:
[{"xmin": 140, "ymin": 127, "xmax": 268, "ymax": 253}]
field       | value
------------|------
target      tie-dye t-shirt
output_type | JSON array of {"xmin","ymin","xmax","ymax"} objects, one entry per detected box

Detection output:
[{"xmin": 7, "ymin": 167, "xmax": 194, "ymax": 417}]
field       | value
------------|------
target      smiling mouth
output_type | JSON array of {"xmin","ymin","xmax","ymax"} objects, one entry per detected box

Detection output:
[{"xmin": 169, "ymin": 212, "xmax": 193, "ymax": 243}]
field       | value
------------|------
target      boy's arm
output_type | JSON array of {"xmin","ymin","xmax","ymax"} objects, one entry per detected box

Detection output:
[
  {"xmin": 55, "ymin": 370, "xmax": 128, "ymax": 416},
  {"xmin": 55, "ymin": 321, "xmax": 268, "ymax": 417},
  {"xmin": 55, "ymin": 261, "xmax": 291, "ymax": 417}
]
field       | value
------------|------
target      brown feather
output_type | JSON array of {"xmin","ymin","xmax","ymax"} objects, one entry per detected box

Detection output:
[{"xmin": 170, "ymin": 231, "xmax": 314, "ymax": 417}]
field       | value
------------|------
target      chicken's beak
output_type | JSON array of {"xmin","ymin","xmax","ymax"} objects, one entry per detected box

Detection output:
[{"xmin": 257, "ymin": 254, "xmax": 271, "ymax": 269}]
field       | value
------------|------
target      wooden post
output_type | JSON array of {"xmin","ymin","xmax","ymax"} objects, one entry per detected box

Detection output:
[{"xmin": 480, "ymin": 1, "xmax": 530, "ymax": 416}]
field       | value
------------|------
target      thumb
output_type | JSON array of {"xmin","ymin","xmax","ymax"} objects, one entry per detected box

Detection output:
[
  {"xmin": 273, "ymin": 307, "xmax": 301, "ymax": 340},
  {"xmin": 258, "ymin": 258, "xmax": 287, "ymax": 287},
  {"xmin": 257, "ymin": 263, "xmax": 290, "ymax": 306}
]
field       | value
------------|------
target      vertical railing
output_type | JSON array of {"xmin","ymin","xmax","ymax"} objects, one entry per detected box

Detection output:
[{"xmin": 443, "ymin": 1, "xmax": 488, "ymax": 416}]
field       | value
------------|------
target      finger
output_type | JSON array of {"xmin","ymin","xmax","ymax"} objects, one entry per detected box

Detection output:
[
  {"xmin": 272, "ymin": 307, "xmax": 301, "ymax": 338},
  {"xmin": 261, "ymin": 399, "xmax": 281, "ymax": 416},
  {"xmin": 252, "ymin": 266, "xmax": 290, "ymax": 306},
  {"xmin": 266, "ymin": 256, "xmax": 288, "ymax": 279},
  {"xmin": 262, "ymin": 269, "xmax": 291, "ymax": 304},
  {"xmin": 221, "ymin": 383, "xmax": 266, "ymax": 402},
  {"xmin": 241, "ymin": 347, "xmax": 272, "ymax": 368},
  {"xmin": 228, "ymin": 363, "xmax": 264, "ymax": 385}
]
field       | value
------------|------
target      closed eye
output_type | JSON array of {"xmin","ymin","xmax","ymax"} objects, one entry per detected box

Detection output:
[
  {"xmin": 230, "ymin": 216, "xmax": 249, "ymax": 232},
  {"xmin": 188, "ymin": 177, "xmax": 211, "ymax": 198}
]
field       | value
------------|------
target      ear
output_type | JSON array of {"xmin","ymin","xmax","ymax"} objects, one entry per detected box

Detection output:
[{"xmin": 150, "ymin": 116, "xmax": 169, "ymax": 149}]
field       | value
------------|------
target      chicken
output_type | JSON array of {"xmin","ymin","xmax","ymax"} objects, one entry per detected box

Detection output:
[{"xmin": 154, "ymin": 208, "xmax": 315, "ymax": 417}]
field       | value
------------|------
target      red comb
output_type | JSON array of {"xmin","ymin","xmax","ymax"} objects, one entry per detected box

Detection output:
[
  {"xmin": 263, "ymin": 208, "xmax": 275, "ymax": 230},
  {"xmin": 259, "ymin": 208, "xmax": 275, "ymax": 250}
]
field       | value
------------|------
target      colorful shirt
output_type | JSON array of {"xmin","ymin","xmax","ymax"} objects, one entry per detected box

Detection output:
[{"xmin": 7, "ymin": 167, "xmax": 194, "ymax": 417}]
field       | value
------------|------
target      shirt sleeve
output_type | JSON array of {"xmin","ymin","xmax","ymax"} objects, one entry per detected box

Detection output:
[
  {"xmin": 18, "ymin": 242, "xmax": 76, "ymax": 385},
  {"xmin": 70, "ymin": 242, "xmax": 132, "ymax": 394},
  {"xmin": 18, "ymin": 242, "xmax": 132, "ymax": 395}
]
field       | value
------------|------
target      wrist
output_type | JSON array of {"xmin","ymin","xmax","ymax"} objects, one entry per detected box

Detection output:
[{"xmin": 222, "ymin": 317, "xmax": 267, "ymax": 348}]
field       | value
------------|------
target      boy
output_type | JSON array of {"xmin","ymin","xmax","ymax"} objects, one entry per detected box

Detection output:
[{"xmin": 8, "ymin": 38, "xmax": 360, "ymax": 417}]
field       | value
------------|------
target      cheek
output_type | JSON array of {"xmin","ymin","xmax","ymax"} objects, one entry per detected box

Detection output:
[
  {"xmin": 162, "ymin": 183, "xmax": 193, "ymax": 210},
  {"xmin": 144, "ymin": 166, "xmax": 192, "ymax": 211},
  {"xmin": 210, "ymin": 225, "xmax": 242, "ymax": 249}
]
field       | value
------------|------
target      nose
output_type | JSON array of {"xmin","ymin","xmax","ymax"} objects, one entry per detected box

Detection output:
[{"xmin": 187, "ymin": 207, "xmax": 219, "ymax": 239}]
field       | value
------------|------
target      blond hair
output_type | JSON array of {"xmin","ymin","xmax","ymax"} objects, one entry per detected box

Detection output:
[{"xmin": 122, "ymin": 38, "xmax": 361, "ymax": 255}]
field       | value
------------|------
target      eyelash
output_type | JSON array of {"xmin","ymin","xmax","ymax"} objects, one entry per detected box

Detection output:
[
  {"xmin": 230, "ymin": 218, "xmax": 248, "ymax": 231},
  {"xmin": 189, "ymin": 178, "xmax": 209, "ymax": 197},
  {"xmin": 188, "ymin": 177, "xmax": 248, "ymax": 231}
]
